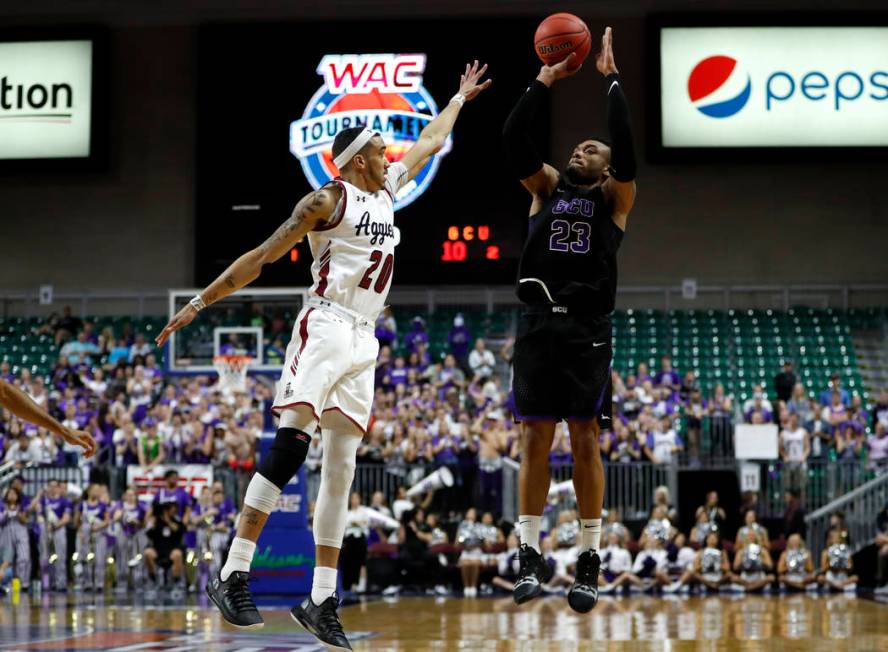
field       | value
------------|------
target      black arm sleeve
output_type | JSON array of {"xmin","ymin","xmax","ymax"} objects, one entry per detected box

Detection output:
[
  {"xmin": 605, "ymin": 73, "xmax": 637, "ymax": 182},
  {"xmin": 502, "ymin": 80, "xmax": 550, "ymax": 180}
]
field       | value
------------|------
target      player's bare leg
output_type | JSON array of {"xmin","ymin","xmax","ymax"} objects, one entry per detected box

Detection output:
[
  {"xmin": 565, "ymin": 418, "xmax": 604, "ymax": 613},
  {"xmin": 514, "ymin": 420, "xmax": 556, "ymax": 604}
]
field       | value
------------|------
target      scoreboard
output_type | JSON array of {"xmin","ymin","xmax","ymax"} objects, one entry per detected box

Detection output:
[{"xmin": 196, "ymin": 19, "xmax": 544, "ymax": 286}]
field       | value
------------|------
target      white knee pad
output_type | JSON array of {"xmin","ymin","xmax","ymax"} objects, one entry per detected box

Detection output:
[
  {"xmin": 243, "ymin": 473, "xmax": 282, "ymax": 514},
  {"xmin": 313, "ymin": 428, "xmax": 361, "ymax": 549}
]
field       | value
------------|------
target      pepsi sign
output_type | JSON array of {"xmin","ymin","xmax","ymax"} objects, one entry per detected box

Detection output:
[
  {"xmin": 290, "ymin": 54, "xmax": 451, "ymax": 210},
  {"xmin": 659, "ymin": 27, "xmax": 888, "ymax": 147}
]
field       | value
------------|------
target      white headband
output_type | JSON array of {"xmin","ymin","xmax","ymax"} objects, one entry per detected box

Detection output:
[{"xmin": 333, "ymin": 128, "xmax": 377, "ymax": 170}]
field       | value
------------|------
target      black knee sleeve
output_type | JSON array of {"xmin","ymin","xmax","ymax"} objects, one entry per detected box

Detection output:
[{"xmin": 257, "ymin": 427, "xmax": 311, "ymax": 489}]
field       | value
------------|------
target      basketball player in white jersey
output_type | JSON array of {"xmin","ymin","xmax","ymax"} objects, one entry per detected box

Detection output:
[{"xmin": 156, "ymin": 61, "xmax": 491, "ymax": 650}]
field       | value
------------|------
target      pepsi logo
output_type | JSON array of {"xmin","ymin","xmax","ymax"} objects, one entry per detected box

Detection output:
[
  {"xmin": 290, "ymin": 54, "xmax": 450, "ymax": 211},
  {"xmin": 688, "ymin": 55, "xmax": 752, "ymax": 118}
]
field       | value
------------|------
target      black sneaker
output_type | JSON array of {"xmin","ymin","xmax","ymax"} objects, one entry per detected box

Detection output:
[
  {"xmin": 291, "ymin": 593, "xmax": 352, "ymax": 651},
  {"xmin": 568, "ymin": 551, "xmax": 601, "ymax": 613},
  {"xmin": 206, "ymin": 571, "xmax": 264, "ymax": 629},
  {"xmin": 513, "ymin": 544, "xmax": 554, "ymax": 605}
]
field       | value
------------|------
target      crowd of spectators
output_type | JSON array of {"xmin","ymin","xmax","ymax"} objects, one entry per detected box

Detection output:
[
  {"xmin": 1, "ymin": 307, "xmax": 886, "ymax": 596},
  {"xmin": 333, "ymin": 486, "xmax": 862, "ymax": 598}
]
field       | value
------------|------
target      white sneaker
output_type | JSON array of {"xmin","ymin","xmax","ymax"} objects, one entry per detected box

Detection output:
[
  {"xmin": 598, "ymin": 583, "xmax": 616, "ymax": 594},
  {"xmin": 843, "ymin": 583, "xmax": 856, "ymax": 594},
  {"xmin": 382, "ymin": 584, "xmax": 401, "ymax": 596},
  {"xmin": 663, "ymin": 581, "xmax": 682, "ymax": 594},
  {"xmin": 806, "ymin": 583, "xmax": 819, "ymax": 593},
  {"xmin": 435, "ymin": 585, "xmax": 449, "ymax": 596},
  {"xmin": 873, "ymin": 584, "xmax": 888, "ymax": 595}
]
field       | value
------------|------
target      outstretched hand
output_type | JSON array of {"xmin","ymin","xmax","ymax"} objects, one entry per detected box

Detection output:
[
  {"xmin": 458, "ymin": 60, "xmax": 493, "ymax": 101},
  {"xmin": 61, "ymin": 427, "xmax": 97, "ymax": 459},
  {"xmin": 155, "ymin": 304, "xmax": 198, "ymax": 347},
  {"xmin": 537, "ymin": 52, "xmax": 582, "ymax": 86},
  {"xmin": 596, "ymin": 26, "xmax": 619, "ymax": 76}
]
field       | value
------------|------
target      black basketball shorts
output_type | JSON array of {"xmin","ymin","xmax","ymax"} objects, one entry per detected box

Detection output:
[{"xmin": 512, "ymin": 307, "xmax": 612, "ymax": 423}]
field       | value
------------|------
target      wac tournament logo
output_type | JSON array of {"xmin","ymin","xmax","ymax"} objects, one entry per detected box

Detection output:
[
  {"xmin": 289, "ymin": 54, "xmax": 451, "ymax": 210},
  {"xmin": 688, "ymin": 55, "xmax": 752, "ymax": 118}
]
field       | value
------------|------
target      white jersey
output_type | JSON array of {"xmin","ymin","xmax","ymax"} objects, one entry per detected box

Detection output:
[
  {"xmin": 781, "ymin": 428, "xmax": 807, "ymax": 463},
  {"xmin": 307, "ymin": 163, "xmax": 408, "ymax": 320}
]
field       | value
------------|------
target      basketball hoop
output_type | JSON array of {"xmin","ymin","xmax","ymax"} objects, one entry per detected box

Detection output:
[{"xmin": 213, "ymin": 355, "xmax": 253, "ymax": 394}]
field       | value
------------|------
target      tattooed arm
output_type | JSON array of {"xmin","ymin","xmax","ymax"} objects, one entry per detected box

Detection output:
[{"xmin": 155, "ymin": 186, "xmax": 341, "ymax": 346}]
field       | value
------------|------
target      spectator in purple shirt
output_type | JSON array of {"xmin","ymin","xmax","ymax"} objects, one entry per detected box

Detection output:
[
  {"xmin": 153, "ymin": 469, "xmax": 193, "ymax": 522},
  {"xmin": 745, "ymin": 397, "xmax": 772, "ymax": 424},
  {"xmin": 448, "ymin": 314, "xmax": 472, "ymax": 370},
  {"xmin": 385, "ymin": 357, "xmax": 407, "ymax": 389},
  {"xmin": 654, "ymin": 356, "xmax": 681, "ymax": 391},
  {"xmin": 374, "ymin": 306, "xmax": 398, "ymax": 349},
  {"xmin": 404, "ymin": 317, "xmax": 429, "ymax": 354}
]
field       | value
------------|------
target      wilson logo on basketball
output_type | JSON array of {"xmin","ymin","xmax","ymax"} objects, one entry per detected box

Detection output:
[
  {"xmin": 289, "ymin": 53, "xmax": 451, "ymax": 210},
  {"xmin": 688, "ymin": 55, "xmax": 752, "ymax": 118},
  {"xmin": 538, "ymin": 41, "xmax": 574, "ymax": 55}
]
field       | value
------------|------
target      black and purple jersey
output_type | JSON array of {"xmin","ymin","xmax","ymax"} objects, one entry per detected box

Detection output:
[{"xmin": 517, "ymin": 181, "xmax": 621, "ymax": 315}]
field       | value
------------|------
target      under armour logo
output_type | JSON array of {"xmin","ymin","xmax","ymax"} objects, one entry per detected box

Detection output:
[{"xmin": 356, "ymin": 195, "xmax": 367, "ymax": 203}]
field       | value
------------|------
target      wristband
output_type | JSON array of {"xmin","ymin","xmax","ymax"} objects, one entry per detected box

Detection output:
[
  {"xmin": 189, "ymin": 295, "xmax": 206, "ymax": 312},
  {"xmin": 450, "ymin": 93, "xmax": 466, "ymax": 107}
]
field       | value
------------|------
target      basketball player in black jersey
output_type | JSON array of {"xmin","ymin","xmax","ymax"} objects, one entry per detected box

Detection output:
[{"xmin": 502, "ymin": 27, "xmax": 636, "ymax": 613}]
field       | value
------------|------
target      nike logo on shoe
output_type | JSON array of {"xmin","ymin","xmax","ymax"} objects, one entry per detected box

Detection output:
[{"xmin": 592, "ymin": 342, "xmax": 606, "ymax": 347}]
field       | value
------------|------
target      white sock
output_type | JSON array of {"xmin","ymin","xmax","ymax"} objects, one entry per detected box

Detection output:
[
  {"xmin": 311, "ymin": 566, "xmax": 338, "ymax": 605},
  {"xmin": 221, "ymin": 537, "xmax": 256, "ymax": 581},
  {"xmin": 518, "ymin": 515, "xmax": 541, "ymax": 554},
  {"xmin": 580, "ymin": 518, "xmax": 602, "ymax": 553}
]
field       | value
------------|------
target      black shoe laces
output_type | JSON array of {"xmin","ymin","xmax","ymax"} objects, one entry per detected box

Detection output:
[
  {"xmin": 318, "ymin": 599, "xmax": 345, "ymax": 637},
  {"xmin": 225, "ymin": 574, "xmax": 258, "ymax": 613}
]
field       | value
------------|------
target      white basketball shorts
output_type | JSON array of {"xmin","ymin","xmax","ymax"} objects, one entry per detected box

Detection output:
[{"xmin": 272, "ymin": 302, "xmax": 378, "ymax": 434}]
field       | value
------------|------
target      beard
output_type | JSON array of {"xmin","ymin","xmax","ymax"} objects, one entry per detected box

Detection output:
[{"xmin": 563, "ymin": 163, "xmax": 597, "ymax": 186}]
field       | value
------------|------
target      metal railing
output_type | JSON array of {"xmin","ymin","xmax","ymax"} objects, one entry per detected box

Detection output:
[
  {"xmin": 804, "ymin": 468, "xmax": 888, "ymax": 561},
  {"xmin": 758, "ymin": 459, "xmax": 877, "ymax": 518},
  {"xmin": 502, "ymin": 460, "xmax": 676, "ymax": 525},
  {"xmin": 18, "ymin": 465, "xmax": 87, "ymax": 498}
]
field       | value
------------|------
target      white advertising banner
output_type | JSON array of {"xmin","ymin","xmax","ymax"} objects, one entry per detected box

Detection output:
[
  {"xmin": 126, "ymin": 464, "xmax": 214, "ymax": 502},
  {"xmin": 0, "ymin": 40, "xmax": 93, "ymax": 159},
  {"xmin": 660, "ymin": 27, "xmax": 888, "ymax": 147},
  {"xmin": 734, "ymin": 424, "xmax": 779, "ymax": 460}
]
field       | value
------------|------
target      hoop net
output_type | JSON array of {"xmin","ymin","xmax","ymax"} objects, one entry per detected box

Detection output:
[{"xmin": 213, "ymin": 355, "xmax": 253, "ymax": 394}]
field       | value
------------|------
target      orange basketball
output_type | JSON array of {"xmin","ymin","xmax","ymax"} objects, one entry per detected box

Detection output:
[{"xmin": 534, "ymin": 12, "xmax": 591, "ymax": 70}]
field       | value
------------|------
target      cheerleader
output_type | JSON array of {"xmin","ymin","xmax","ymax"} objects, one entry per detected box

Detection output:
[
  {"xmin": 491, "ymin": 532, "xmax": 521, "ymax": 592},
  {"xmin": 35, "ymin": 480, "xmax": 71, "ymax": 591},
  {"xmin": 0, "ymin": 488, "xmax": 31, "ymax": 588},
  {"xmin": 73, "ymin": 484, "xmax": 110, "ymax": 591},
  {"xmin": 735, "ymin": 510, "xmax": 771, "ymax": 551},
  {"xmin": 601, "ymin": 536, "xmax": 670, "ymax": 594},
  {"xmin": 733, "ymin": 530, "xmax": 776, "ymax": 593},
  {"xmin": 598, "ymin": 531, "xmax": 632, "ymax": 588},
  {"xmin": 664, "ymin": 532, "xmax": 732, "ymax": 593},
  {"xmin": 457, "ymin": 508, "xmax": 484, "ymax": 597},
  {"xmin": 777, "ymin": 533, "xmax": 816, "ymax": 591},
  {"xmin": 690, "ymin": 511, "xmax": 718, "ymax": 547},
  {"xmin": 818, "ymin": 529, "xmax": 857, "ymax": 593}
]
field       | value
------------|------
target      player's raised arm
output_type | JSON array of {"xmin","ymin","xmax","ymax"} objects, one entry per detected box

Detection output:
[
  {"xmin": 155, "ymin": 186, "xmax": 341, "ymax": 347},
  {"xmin": 597, "ymin": 27, "xmax": 637, "ymax": 230},
  {"xmin": 503, "ymin": 53, "xmax": 580, "ymax": 202},
  {"xmin": 0, "ymin": 379, "xmax": 96, "ymax": 458},
  {"xmin": 399, "ymin": 60, "xmax": 492, "ymax": 180}
]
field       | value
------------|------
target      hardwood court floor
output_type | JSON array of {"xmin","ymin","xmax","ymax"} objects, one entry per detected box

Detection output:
[{"xmin": 1, "ymin": 592, "xmax": 887, "ymax": 651}]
